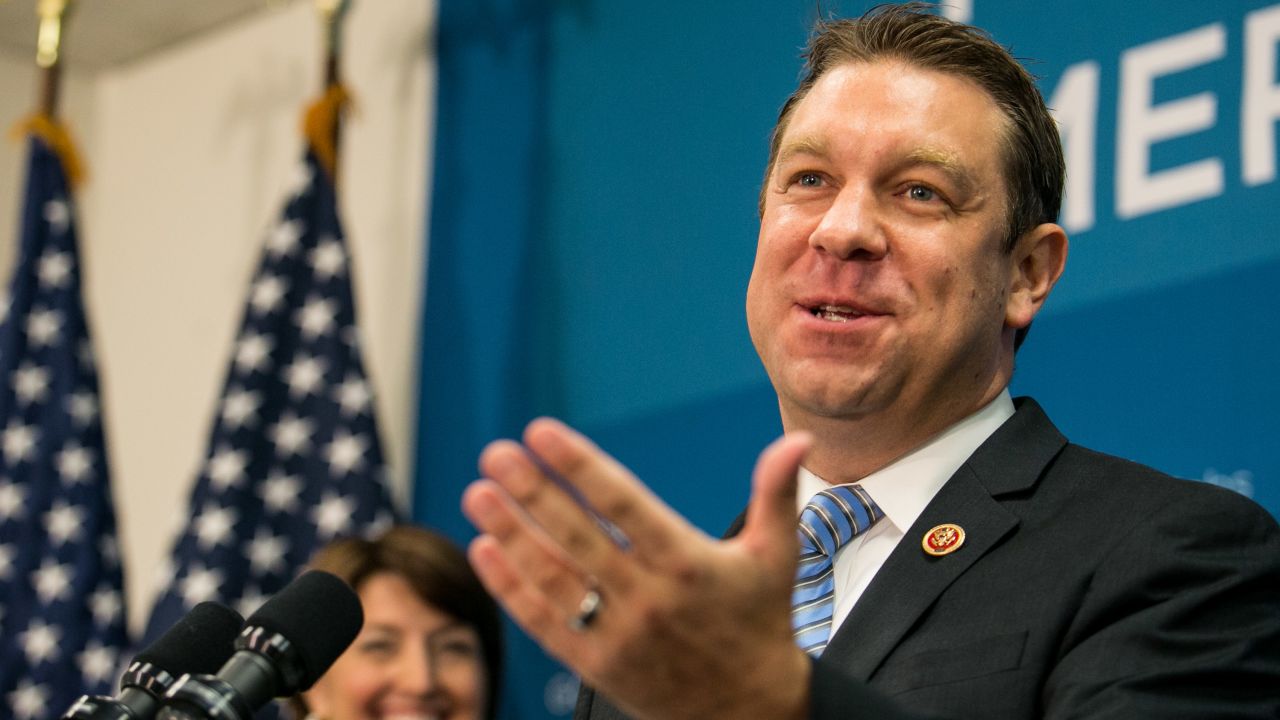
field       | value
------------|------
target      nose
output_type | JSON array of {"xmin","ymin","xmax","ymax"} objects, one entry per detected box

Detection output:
[
  {"xmin": 807, "ymin": 184, "xmax": 888, "ymax": 261},
  {"xmin": 394, "ymin": 643, "xmax": 437, "ymax": 697}
]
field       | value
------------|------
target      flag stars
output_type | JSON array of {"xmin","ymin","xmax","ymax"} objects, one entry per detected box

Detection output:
[
  {"xmin": 0, "ymin": 480, "xmax": 26, "ymax": 521},
  {"xmin": 269, "ymin": 412, "xmax": 314, "ymax": 457},
  {"xmin": 68, "ymin": 390, "xmax": 99, "ymax": 426},
  {"xmin": 89, "ymin": 586, "xmax": 124, "ymax": 627},
  {"xmin": 100, "ymin": 534, "xmax": 121, "ymax": 568},
  {"xmin": 13, "ymin": 362, "xmax": 51, "ymax": 405},
  {"xmin": 236, "ymin": 587, "xmax": 269, "ymax": 619},
  {"xmin": 194, "ymin": 503, "xmax": 239, "ymax": 550},
  {"xmin": 44, "ymin": 198, "xmax": 71, "ymax": 236},
  {"xmin": 312, "ymin": 492, "xmax": 355, "ymax": 539},
  {"xmin": 8, "ymin": 679, "xmax": 49, "ymax": 720},
  {"xmin": 295, "ymin": 295, "xmax": 338, "ymax": 340},
  {"xmin": 369, "ymin": 510, "xmax": 394, "ymax": 535},
  {"xmin": 309, "ymin": 238, "xmax": 347, "ymax": 280},
  {"xmin": 31, "ymin": 559, "xmax": 73, "ymax": 603},
  {"xmin": 37, "ymin": 249, "xmax": 73, "ymax": 289},
  {"xmin": 246, "ymin": 529, "xmax": 288, "ymax": 576},
  {"xmin": 335, "ymin": 375, "xmax": 372, "ymax": 416},
  {"xmin": 20, "ymin": 619, "xmax": 61, "ymax": 665},
  {"xmin": 44, "ymin": 500, "xmax": 84, "ymax": 545},
  {"xmin": 78, "ymin": 339, "xmax": 96, "ymax": 370},
  {"xmin": 2, "ymin": 420, "xmax": 39, "ymax": 464},
  {"xmin": 26, "ymin": 307, "xmax": 63, "ymax": 347},
  {"xmin": 286, "ymin": 161, "xmax": 315, "ymax": 198},
  {"xmin": 78, "ymin": 641, "xmax": 118, "ymax": 686},
  {"xmin": 220, "ymin": 387, "xmax": 262, "ymax": 429},
  {"xmin": 266, "ymin": 219, "xmax": 304, "ymax": 258},
  {"xmin": 57, "ymin": 441, "xmax": 95, "ymax": 484},
  {"xmin": 179, "ymin": 564, "xmax": 224, "ymax": 607},
  {"xmin": 206, "ymin": 446, "xmax": 249, "ymax": 492},
  {"xmin": 0, "ymin": 543, "xmax": 15, "ymax": 579},
  {"xmin": 284, "ymin": 354, "xmax": 327, "ymax": 398},
  {"xmin": 234, "ymin": 331, "xmax": 274, "ymax": 374},
  {"xmin": 249, "ymin": 274, "xmax": 289, "ymax": 316},
  {"xmin": 260, "ymin": 471, "xmax": 301, "ymax": 514},
  {"xmin": 325, "ymin": 430, "xmax": 369, "ymax": 476}
]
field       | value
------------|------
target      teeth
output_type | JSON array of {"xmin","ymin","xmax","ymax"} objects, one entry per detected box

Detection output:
[{"xmin": 812, "ymin": 304, "xmax": 861, "ymax": 322}]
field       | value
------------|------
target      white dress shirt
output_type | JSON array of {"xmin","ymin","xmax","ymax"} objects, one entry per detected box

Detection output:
[{"xmin": 795, "ymin": 390, "xmax": 1015, "ymax": 636}]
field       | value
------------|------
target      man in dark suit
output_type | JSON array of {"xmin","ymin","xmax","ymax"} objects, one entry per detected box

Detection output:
[{"xmin": 461, "ymin": 5, "xmax": 1280, "ymax": 719}]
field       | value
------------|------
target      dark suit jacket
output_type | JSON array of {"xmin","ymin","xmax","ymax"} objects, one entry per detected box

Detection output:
[{"xmin": 574, "ymin": 398, "xmax": 1280, "ymax": 719}]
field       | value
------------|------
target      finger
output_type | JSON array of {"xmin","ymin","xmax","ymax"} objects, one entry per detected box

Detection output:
[
  {"xmin": 478, "ymin": 439, "xmax": 636, "ymax": 590},
  {"xmin": 523, "ymin": 417, "xmax": 699, "ymax": 565},
  {"xmin": 467, "ymin": 518, "xmax": 609, "ymax": 671},
  {"xmin": 737, "ymin": 432, "xmax": 812, "ymax": 572},
  {"xmin": 462, "ymin": 479, "xmax": 595, "ymax": 614},
  {"xmin": 467, "ymin": 533, "xmax": 592, "ymax": 661}
]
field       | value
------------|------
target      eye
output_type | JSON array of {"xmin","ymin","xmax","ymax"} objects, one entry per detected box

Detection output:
[
  {"xmin": 797, "ymin": 172, "xmax": 823, "ymax": 187},
  {"xmin": 438, "ymin": 639, "xmax": 478, "ymax": 657},
  {"xmin": 905, "ymin": 184, "xmax": 937, "ymax": 202},
  {"xmin": 356, "ymin": 637, "xmax": 398, "ymax": 658},
  {"xmin": 431, "ymin": 633, "xmax": 481, "ymax": 666}
]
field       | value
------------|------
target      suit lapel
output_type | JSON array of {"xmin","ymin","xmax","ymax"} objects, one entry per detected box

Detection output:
[
  {"xmin": 821, "ymin": 398, "xmax": 1066, "ymax": 681},
  {"xmin": 822, "ymin": 466, "xmax": 1016, "ymax": 679}
]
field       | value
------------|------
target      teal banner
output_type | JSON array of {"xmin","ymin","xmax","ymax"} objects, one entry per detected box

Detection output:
[{"xmin": 419, "ymin": 2, "xmax": 1280, "ymax": 717}]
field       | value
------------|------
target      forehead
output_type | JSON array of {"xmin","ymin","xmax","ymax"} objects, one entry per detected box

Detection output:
[
  {"xmin": 357, "ymin": 571, "xmax": 456, "ymax": 633},
  {"xmin": 778, "ymin": 60, "xmax": 1009, "ymax": 180}
]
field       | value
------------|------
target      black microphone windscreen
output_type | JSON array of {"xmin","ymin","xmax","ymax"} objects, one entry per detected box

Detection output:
[
  {"xmin": 130, "ymin": 602, "xmax": 244, "ymax": 688},
  {"xmin": 245, "ymin": 570, "xmax": 363, "ymax": 689}
]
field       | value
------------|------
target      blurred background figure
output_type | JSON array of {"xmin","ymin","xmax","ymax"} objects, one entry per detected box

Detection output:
[{"xmin": 288, "ymin": 526, "xmax": 503, "ymax": 720}]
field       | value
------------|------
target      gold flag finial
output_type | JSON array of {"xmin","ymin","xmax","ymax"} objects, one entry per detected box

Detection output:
[
  {"xmin": 35, "ymin": 0, "xmax": 74, "ymax": 69},
  {"xmin": 317, "ymin": 0, "xmax": 351, "ymax": 58}
]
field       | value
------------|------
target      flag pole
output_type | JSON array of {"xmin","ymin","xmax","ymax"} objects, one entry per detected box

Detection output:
[
  {"xmin": 309, "ymin": 0, "xmax": 351, "ymax": 184},
  {"xmin": 21, "ymin": 0, "xmax": 84, "ymax": 186},
  {"xmin": 35, "ymin": 0, "xmax": 75, "ymax": 119}
]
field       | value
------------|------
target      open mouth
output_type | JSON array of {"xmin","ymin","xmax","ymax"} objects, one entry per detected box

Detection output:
[{"xmin": 810, "ymin": 304, "xmax": 864, "ymax": 322}]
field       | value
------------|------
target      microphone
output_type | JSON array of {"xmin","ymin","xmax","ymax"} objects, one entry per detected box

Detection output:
[
  {"xmin": 61, "ymin": 602, "xmax": 245, "ymax": 720},
  {"xmin": 157, "ymin": 570, "xmax": 363, "ymax": 720}
]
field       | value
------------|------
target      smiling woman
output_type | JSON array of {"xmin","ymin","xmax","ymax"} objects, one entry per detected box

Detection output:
[{"xmin": 288, "ymin": 526, "xmax": 504, "ymax": 720}]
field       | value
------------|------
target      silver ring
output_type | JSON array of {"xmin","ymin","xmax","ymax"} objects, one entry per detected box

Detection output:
[{"xmin": 568, "ymin": 588, "xmax": 603, "ymax": 631}]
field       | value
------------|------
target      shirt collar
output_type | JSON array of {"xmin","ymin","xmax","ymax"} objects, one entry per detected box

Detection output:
[{"xmin": 796, "ymin": 389, "xmax": 1015, "ymax": 533}]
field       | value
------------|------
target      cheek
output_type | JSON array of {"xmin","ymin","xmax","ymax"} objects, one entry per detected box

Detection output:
[
  {"xmin": 311, "ymin": 661, "xmax": 387, "ymax": 719},
  {"xmin": 438, "ymin": 662, "xmax": 485, "ymax": 711}
]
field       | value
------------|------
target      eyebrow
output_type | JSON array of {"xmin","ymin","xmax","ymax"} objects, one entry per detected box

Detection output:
[
  {"xmin": 774, "ymin": 135, "xmax": 831, "ymax": 166},
  {"xmin": 902, "ymin": 146, "xmax": 979, "ymax": 198}
]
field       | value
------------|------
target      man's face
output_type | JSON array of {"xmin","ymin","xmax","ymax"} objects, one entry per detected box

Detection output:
[{"xmin": 746, "ymin": 60, "xmax": 1019, "ymax": 434}]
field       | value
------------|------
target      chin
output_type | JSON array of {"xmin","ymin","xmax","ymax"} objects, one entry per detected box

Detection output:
[{"xmin": 779, "ymin": 381, "xmax": 887, "ymax": 423}]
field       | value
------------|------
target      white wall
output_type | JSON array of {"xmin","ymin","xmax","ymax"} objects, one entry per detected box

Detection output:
[{"xmin": 0, "ymin": 1, "xmax": 433, "ymax": 632}]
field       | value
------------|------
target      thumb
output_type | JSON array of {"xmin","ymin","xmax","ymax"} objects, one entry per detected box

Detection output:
[{"xmin": 739, "ymin": 432, "xmax": 812, "ymax": 569}]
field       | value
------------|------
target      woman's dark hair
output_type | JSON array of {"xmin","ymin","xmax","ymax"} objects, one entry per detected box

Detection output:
[{"xmin": 288, "ymin": 525, "xmax": 503, "ymax": 719}]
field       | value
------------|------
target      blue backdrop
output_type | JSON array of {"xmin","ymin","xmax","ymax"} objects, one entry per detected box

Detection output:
[{"xmin": 416, "ymin": 1, "xmax": 1280, "ymax": 717}]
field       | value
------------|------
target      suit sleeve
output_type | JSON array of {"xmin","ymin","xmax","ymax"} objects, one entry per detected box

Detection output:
[{"xmin": 1041, "ymin": 486, "xmax": 1280, "ymax": 718}]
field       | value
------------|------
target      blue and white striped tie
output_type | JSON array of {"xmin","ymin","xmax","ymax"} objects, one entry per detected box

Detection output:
[{"xmin": 791, "ymin": 485, "xmax": 884, "ymax": 657}]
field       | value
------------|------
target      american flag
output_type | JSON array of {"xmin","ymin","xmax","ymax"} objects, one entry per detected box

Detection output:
[
  {"xmin": 0, "ymin": 131, "xmax": 129, "ymax": 719},
  {"xmin": 141, "ymin": 124, "xmax": 399, "ymax": 648}
]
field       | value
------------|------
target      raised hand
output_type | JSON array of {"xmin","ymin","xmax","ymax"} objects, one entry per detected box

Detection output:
[{"xmin": 462, "ymin": 418, "xmax": 814, "ymax": 720}]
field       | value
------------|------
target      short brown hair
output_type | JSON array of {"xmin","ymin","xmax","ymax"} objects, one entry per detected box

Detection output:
[
  {"xmin": 288, "ymin": 526, "xmax": 503, "ymax": 719},
  {"xmin": 761, "ymin": 3, "xmax": 1064, "ymax": 349}
]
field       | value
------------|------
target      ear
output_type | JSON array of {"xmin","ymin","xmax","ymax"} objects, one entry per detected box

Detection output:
[{"xmin": 1005, "ymin": 222, "xmax": 1068, "ymax": 331}]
